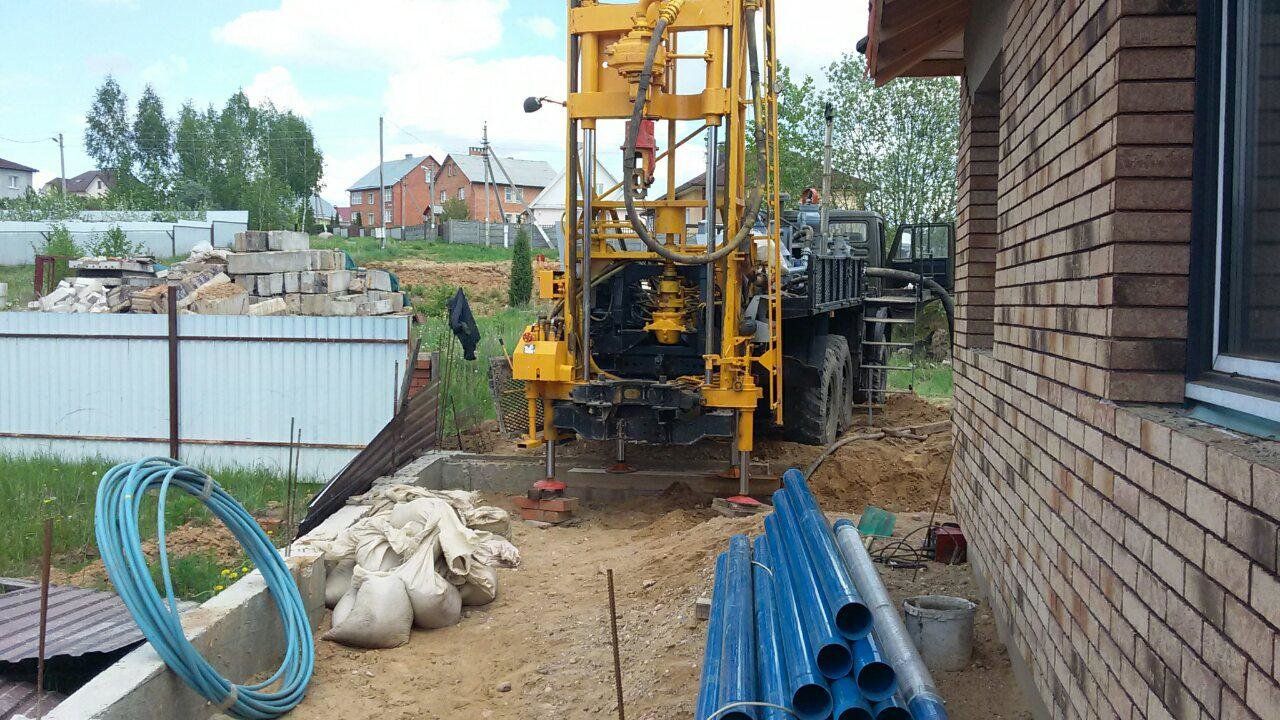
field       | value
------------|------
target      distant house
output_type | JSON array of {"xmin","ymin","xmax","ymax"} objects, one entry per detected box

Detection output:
[
  {"xmin": 42, "ymin": 170, "xmax": 115, "ymax": 198},
  {"xmin": 0, "ymin": 158, "xmax": 37, "ymax": 199},
  {"xmin": 347, "ymin": 153, "xmax": 441, "ymax": 233},
  {"xmin": 334, "ymin": 206, "xmax": 352, "ymax": 228},
  {"xmin": 528, "ymin": 160, "xmax": 619, "ymax": 227},
  {"xmin": 434, "ymin": 149, "xmax": 556, "ymax": 223},
  {"xmin": 673, "ymin": 160, "xmax": 872, "ymax": 229}
]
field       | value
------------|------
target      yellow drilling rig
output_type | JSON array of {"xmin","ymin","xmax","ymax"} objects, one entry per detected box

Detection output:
[{"xmin": 513, "ymin": 0, "xmax": 955, "ymax": 496}]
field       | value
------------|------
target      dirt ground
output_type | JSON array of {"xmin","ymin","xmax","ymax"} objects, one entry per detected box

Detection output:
[
  {"xmin": 372, "ymin": 260, "xmax": 510, "ymax": 299},
  {"xmin": 290, "ymin": 397, "xmax": 1032, "ymax": 720}
]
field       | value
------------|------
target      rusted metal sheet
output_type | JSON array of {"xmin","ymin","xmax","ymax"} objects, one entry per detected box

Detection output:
[
  {"xmin": 298, "ymin": 369, "xmax": 443, "ymax": 537},
  {"xmin": 0, "ymin": 679, "xmax": 64, "ymax": 720},
  {"xmin": 0, "ymin": 584, "xmax": 144, "ymax": 664}
]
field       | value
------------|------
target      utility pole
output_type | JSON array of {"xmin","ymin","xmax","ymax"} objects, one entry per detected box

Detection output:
[
  {"xmin": 53, "ymin": 133, "xmax": 66, "ymax": 195},
  {"xmin": 482, "ymin": 123, "xmax": 492, "ymax": 247},
  {"xmin": 378, "ymin": 115, "xmax": 387, "ymax": 249}
]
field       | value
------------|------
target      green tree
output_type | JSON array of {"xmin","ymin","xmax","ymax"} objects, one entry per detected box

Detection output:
[
  {"xmin": 132, "ymin": 84, "xmax": 172, "ymax": 201},
  {"xmin": 85, "ymin": 225, "xmax": 146, "ymax": 257},
  {"xmin": 508, "ymin": 226, "xmax": 533, "ymax": 307},
  {"xmin": 441, "ymin": 197, "xmax": 469, "ymax": 221},
  {"xmin": 84, "ymin": 76, "xmax": 133, "ymax": 181}
]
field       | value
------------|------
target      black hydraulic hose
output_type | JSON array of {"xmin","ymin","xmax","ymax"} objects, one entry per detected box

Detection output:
[
  {"xmin": 863, "ymin": 267, "xmax": 955, "ymax": 338},
  {"xmin": 622, "ymin": 9, "xmax": 767, "ymax": 266}
]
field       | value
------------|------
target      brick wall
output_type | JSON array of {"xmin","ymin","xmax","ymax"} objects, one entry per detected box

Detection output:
[
  {"xmin": 951, "ymin": 2, "xmax": 1280, "ymax": 720},
  {"xmin": 434, "ymin": 156, "xmax": 543, "ymax": 222}
]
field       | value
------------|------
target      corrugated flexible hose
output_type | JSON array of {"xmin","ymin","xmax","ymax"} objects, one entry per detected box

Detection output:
[{"xmin": 95, "ymin": 457, "xmax": 314, "ymax": 719}]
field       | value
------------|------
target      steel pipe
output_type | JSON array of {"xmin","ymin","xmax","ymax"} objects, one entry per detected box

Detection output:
[
  {"xmin": 752, "ymin": 538, "xmax": 792, "ymax": 720},
  {"xmin": 757, "ymin": 531, "xmax": 832, "ymax": 720},
  {"xmin": 765, "ymin": 507, "xmax": 853, "ymax": 680},
  {"xmin": 835, "ymin": 519, "xmax": 949, "ymax": 720},
  {"xmin": 831, "ymin": 676, "xmax": 874, "ymax": 720},
  {"xmin": 778, "ymin": 471, "xmax": 873, "ymax": 639},
  {"xmin": 696, "ymin": 552, "xmax": 729, "ymax": 720},
  {"xmin": 715, "ymin": 535, "xmax": 757, "ymax": 720}
]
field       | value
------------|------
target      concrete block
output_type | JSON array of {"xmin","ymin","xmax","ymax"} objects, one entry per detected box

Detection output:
[
  {"xmin": 300, "ymin": 270, "xmax": 350, "ymax": 294},
  {"xmin": 254, "ymin": 274, "xmax": 284, "ymax": 296},
  {"xmin": 328, "ymin": 293, "xmax": 365, "ymax": 317},
  {"xmin": 348, "ymin": 271, "xmax": 367, "ymax": 292},
  {"xmin": 300, "ymin": 294, "xmax": 332, "ymax": 315},
  {"xmin": 307, "ymin": 249, "xmax": 343, "ymax": 271},
  {"xmin": 283, "ymin": 271, "xmax": 301, "ymax": 294},
  {"xmin": 247, "ymin": 297, "xmax": 288, "ymax": 316},
  {"xmin": 191, "ymin": 292, "xmax": 249, "ymax": 316},
  {"xmin": 368, "ymin": 289, "xmax": 405, "ymax": 311},
  {"xmin": 227, "ymin": 251, "xmax": 314, "ymax": 275},
  {"xmin": 366, "ymin": 268, "xmax": 393, "ymax": 291},
  {"xmin": 283, "ymin": 293, "xmax": 302, "ymax": 314},
  {"xmin": 231, "ymin": 231, "xmax": 268, "ymax": 252},
  {"xmin": 267, "ymin": 230, "xmax": 310, "ymax": 251},
  {"xmin": 356, "ymin": 298, "xmax": 393, "ymax": 316}
]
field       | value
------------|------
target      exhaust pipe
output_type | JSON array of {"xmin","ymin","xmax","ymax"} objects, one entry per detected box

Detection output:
[{"xmin": 834, "ymin": 518, "xmax": 950, "ymax": 720}]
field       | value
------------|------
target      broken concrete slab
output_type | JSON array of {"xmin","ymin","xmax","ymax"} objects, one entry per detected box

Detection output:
[
  {"xmin": 267, "ymin": 230, "xmax": 309, "ymax": 251},
  {"xmin": 367, "ymin": 290, "xmax": 405, "ymax": 311},
  {"xmin": 247, "ymin": 297, "xmax": 288, "ymax": 316}
]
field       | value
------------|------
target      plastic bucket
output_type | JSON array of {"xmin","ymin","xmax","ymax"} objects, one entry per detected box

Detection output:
[{"xmin": 903, "ymin": 595, "xmax": 977, "ymax": 672}]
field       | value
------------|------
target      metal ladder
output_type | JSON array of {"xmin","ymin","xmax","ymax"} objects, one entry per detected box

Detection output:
[{"xmin": 857, "ymin": 276, "xmax": 924, "ymax": 425}]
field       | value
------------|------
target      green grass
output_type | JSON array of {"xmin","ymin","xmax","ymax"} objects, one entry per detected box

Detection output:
[
  {"xmin": 1, "ymin": 264, "xmax": 35, "ymax": 307},
  {"xmin": 0, "ymin": 455, "xmax": 288, "ymax": 599},
  {"xmin": 887, "ymin": 353, "xmax": 953, "ymax": 398},
  {"xmin": 310, "ymin": 235, "xmax": 514, "ymax": 265},
  {"xmin": 416, "ymin": 306, "xmax": 538, "ymax": 433}
]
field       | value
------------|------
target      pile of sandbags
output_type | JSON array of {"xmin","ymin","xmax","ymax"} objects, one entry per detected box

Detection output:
[{"xmin": 300, "ymin": 485, "xmax": 519, "ymax": 649}]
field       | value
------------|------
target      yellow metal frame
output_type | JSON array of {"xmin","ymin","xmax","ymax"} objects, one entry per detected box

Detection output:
[{"xmin": 513, "ymin": 0, "xmax": 782, "ymax": 458}]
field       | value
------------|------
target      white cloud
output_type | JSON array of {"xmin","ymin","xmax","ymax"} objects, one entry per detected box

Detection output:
[
  {"xmin": 139, "ymin": 55, "xmax": 190, "ymax": 91},
  {"xmin": 775, "ymin": 3, "xmax": 869, "ymax": 83},
  {"xmin": 214, "ymin": 0, "xmax": 508, "ymax": 66},
  {"xmin": 522, "ymin": 16, "xmax": 557, "ymax": 39},
  {"xmin": 244, "ymin": 66, "xmax": 313, "ymax": 116}
]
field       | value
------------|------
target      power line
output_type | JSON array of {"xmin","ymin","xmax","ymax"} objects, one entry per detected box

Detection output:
[{"xmin": 0, "ymin": 134, "xmax": 54, "ymax": 144}]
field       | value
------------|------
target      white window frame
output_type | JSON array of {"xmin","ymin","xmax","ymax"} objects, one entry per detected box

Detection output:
[
  {"xmin": 367, "ymin": 192, "xmax": 375, "ymax": 204},
  {"xmin": 351, "ymin": 191, "xmax": 361, "ymax": 205},
  {"xmin": 383, "ymin": 209, "xmax": 392, "ymax": 224},
  {"xmin": 7, "ymin": 175, "xmax": 17, "ymax": 189},
  {"xmin": 440, "ymin": 190, "xmax": 448, "ymax": 203},
  {"xmin": 1186, "ymin": 2, "xmax": 1280, "ymax": 423},
  {"xmin": 384, "ymin": 187, "xmax": 392, "ymax": 206},
  {"xmin": 505, "ymin": 185, "xmax": 518, "ymax": 203},
  {"xmin": 458, "ymin": 187, "xmax": 466, "ymax": 201}
]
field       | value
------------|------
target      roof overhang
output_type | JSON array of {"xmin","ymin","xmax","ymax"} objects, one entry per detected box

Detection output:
[{"xmin": 866, "ymin": 0, "xmax": 969, "ymax": 86}]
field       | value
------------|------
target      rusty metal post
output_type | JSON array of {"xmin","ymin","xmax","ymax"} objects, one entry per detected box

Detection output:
[
  {"xmin": 167, "ymin": 285, "xmax": 179, "ymax": 460},
  {"xmin": 36, "ymin": 517, "xmax": 53, "ymax": 716},
  {"xmin": 606, "ymin": 568, "xmax": 625, "ymax": 720}
]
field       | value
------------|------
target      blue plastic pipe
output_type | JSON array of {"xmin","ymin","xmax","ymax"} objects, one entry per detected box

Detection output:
[
  {"xmin": 758, "ymin": 531, "xmax": 832, "ymax": 720},
  {"xmin": 715, "ymin": 535, "xmax": 758, "ymax": 720},
  {"xmin": 752, "ymin": 538, "xmax": 793, "ymax": 720},
  {"xmin": 696, "ymin": 552, "xmax": 729, "ymax": 720},
  {"xmin": 831, "ymin": 676, "xmax": 875, "ymax": 720},
  {"xmin": 873, "ymin": 694, "xmax": 913, "ymax": 720},
  {"xmin": 851, "ymin": 635, "xmax": 898, "ymax": 702},
  {"xmin": 765, "ymin": 508, "xmax": 853, "ymax": 680},
  {"xmin": 780, "ymin": 469, "xmax": 872, "ymax": 639}
]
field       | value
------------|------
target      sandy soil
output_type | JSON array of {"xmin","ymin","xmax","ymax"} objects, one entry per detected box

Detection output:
[
  {"xmin": 289, "ymin": 397, "xmax": 1032, "ymax": 720},
  {"xmin": 373, "ymin": 260, "xmax": 511, "ymax": 299}
]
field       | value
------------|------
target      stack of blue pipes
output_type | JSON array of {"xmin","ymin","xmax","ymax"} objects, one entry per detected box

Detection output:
[{"xmin": 695, "ymin": 468, "xmax": 950, "ymax": 720}]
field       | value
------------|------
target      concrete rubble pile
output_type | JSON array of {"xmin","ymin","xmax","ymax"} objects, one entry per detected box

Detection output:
[
  {"xmin": 27, "ymin": 230, "xmax": 407, "ymax": 317},
  {"xmin": 297, "ymin": 484, "xmax": 519, "ymax": 649}
]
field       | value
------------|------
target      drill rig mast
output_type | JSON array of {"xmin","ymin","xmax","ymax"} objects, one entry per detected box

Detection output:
[{"xmin": 513, "ymin": 0, "xmax": 781, "ymax": 494}]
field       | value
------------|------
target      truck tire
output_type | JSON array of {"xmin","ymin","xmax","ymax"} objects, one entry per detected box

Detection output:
[
  {"xmin": 829, "ymin": 335, "xmax": 855, "ymax": 432},
  {"xmin": 856, "ymin": 307, "xmax": 890, "ymax": 405},
  {"xmin": 784, "ymin": 334, "xmax": 845, "ymax": 445}
]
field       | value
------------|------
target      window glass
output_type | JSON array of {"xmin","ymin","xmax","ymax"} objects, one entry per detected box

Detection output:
[
  {"xmin": 1223, "ymin": 0, "xmax": 1280, "ymax": 363},
  {"xmin": 828, "ymin": 220, "xmax": 868, "ymax": 244},
  {"xmin": 459, "ymin": 187, "xmax": 466, "ymax": 201},
  {"xmin": 895, "ymin": 228, "xmax": 914, "ymax": 260}
]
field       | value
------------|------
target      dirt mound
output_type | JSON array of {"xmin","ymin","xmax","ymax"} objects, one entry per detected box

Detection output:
[
  {"xmin": 60, "ymin": 519, "xmax": 248, "ymax": 589},
  {"xmin": 374, "ymin": 260, "xmax": 508, "ymax": 295}
]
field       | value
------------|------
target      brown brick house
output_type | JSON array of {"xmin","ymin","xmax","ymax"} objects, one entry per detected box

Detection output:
[
  {"xmin": 346, "ymin": 154, "xmax": 441, "ymax": 232},
  {"xmin": 866, "ymin": 2, "xmax": 1279, "ymax": 719},
  {"xmin": 433, "ymin": 149, "xmax": 556, "ymax": 222}
]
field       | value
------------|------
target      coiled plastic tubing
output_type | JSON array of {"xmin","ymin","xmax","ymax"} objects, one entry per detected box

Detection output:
[{"xmin": 95, "ymin": 457, "xmax": 313, "ymax": 718}]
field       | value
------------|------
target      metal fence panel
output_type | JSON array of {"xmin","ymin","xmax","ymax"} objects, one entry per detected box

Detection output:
[{"xmin": 0, "ymin": 312, "xmax": 411, "ymax": 479}]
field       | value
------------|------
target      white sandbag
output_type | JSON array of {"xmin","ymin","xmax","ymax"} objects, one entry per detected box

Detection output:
[
  {"xmin": 352, "ymin": 519, "xmax": 405, "ymax": 571},
  {"xmin": 388, "ymin": 497, "xmax": 453, "ymax": 529},
  {"xmin": 472, "ymin": 534, "xmax": 521, "ymax": 569},
  {"xmin": 464, "ymin": 507, "xmax": 512, "ymax": 538},
  {"xmin": 331, "ymin": 588, "xmax": 355, "ymax": 627},
  {"xmin": 459, "ymin": 564, "xmax": 499, "ymax": 607},
  {"xmin": 323, "ymin": 571, "xmax": 413, "ymax": 649},
  {"xmin": 396, "ymin": 536, "xmax": 462, "ymax": 629},
  {"xmin": 325, "ymin": 559, "xmax": 356, "ymax": 608}
]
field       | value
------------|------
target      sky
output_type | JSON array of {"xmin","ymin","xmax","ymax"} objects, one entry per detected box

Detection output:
[{"xmin": 0, "ymin": 1, "xmax": 868, "ymax": 206}]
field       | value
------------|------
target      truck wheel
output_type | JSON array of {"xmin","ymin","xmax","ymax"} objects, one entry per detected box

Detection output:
[
  {"xmin": 829, "ymin": 335, "xmax": 854, "ymax": 432},
  {"xmin": 784, "ymin": 335, "xmax": 845, "ymax": 446}
]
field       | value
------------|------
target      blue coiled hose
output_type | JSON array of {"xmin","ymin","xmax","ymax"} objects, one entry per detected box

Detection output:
[{"xmin": 95, "ymin": 457, "xmax": 313, "ymax": 719}]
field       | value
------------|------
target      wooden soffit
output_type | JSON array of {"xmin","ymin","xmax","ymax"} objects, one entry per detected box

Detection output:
[{"xmin": 867, "ymin": 0, "xmax": 970, "ymax": 86}]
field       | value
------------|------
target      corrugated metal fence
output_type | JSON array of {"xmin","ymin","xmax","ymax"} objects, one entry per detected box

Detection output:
[
  {"xmin": 0, "ymin": 215, "xmax": 248, "ymax": 266},
  {"xmin": 0, "ymin": 312, "xmax": 415, "ymax": 479}
]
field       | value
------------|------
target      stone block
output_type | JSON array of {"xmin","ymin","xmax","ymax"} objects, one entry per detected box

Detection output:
[
  {"xmin": 300, "ymin": 294, "xmax": 335, "ymax": 316},
  {"xmin": 232, "ymin": 231, "xmax": 268, "ymax": 252},
  {"xmin": 328, "ymin": 293, "xmax": 366, "ymax": 316},
  {"xmin": 349, "ymin": 271, "xmax": 367, "ymax": 292},
  {"xmin": 366, "ymin": 269, "xmax": 393, "ymax": 291},
  {"xmin": 307, "ymin": 249, "xmax": 342, "ymax": 271},
  {"xmin": 356, "ymin": 298, "xmax": 393, "ymax": 316},
  {"xmin": 247, "ymin": 297, "xmax": 288, "ymax": 316},
  {"xmin": 368, "ymin": 289, "xmax": 405, "ymax": 311},
  {"xmin": 192, "ymin": 292, "xmax": 249, "ymax": 316},
  {"xmin": 283, "ymin": 293, "xmax": 302, "ymax": 314},
  {"xmin": 283, "ymin": 271, "xmax": 301, "ymax": 294},
  {"xmin": 300, "ymin": 270, "xmax": 350, "ymax": 294},
  {"xmin": 255, "ymin": 273, "xmax": 284, "ymax": 296},
  {"xmin": 227, "ymin": 251, "xmax": 314, "ymax": 275},
  {"xmin": 267, "ymin": 230, "xmax": 310, "ymax": 251}
]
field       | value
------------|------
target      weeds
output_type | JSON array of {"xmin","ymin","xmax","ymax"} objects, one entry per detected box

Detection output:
[
  {"xmin": 310, "ymin": 235, "xmax": 514, "ymax": 265},
  {"xmin": 888, "ymin": 353, "xmax": 953, "ymax": 398}
]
